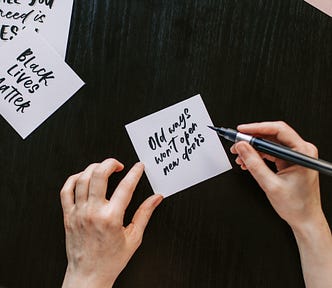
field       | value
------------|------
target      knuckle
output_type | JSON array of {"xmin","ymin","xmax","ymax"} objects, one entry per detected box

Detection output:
[
  {"xmin": 60, "ymin": 189, "xmax": 70, "ymax": 206},
  {"xmin": 87, "ymin": 163, "xmax": 99, "ymax": 169},
  {"xmin": 245, "ymin": 157, "xmax": 261, "ymax": 171},
  {"xmin": 60, "ymin": 187, "xmax": 67, "ymax": 198},
  {"xmin": 83, "ymin": 205, "xmax": 98, "ymax": 221},
  {"xmin": 83, "ymin": 207, "xmax": 119, "ymax": 229},
  {"xmin": 103, "ymin": 158, "xmax": 120, "ymax": 170},
  {"xmin": 138, "ymin": 206, "xmax": 152, "ymax": 224},
  {"xmin": 77, "ymin": 173, "xmax": 91, "ymax": 186},
  {"xmin": 67, "ymin": 174, "xmax": 77, "ymax": 182},
  {"xmin": 235, "ymin": 157, "xmax": 242, "ymax": 165},
  {"xmin": 105, "ymin": 158, "xmax": 118, "ymax": 165},
  {"xmin": 82, "ymin": 211, "xmax": 94, "ymax": 225},
  {"xmin": 92, "ymin": 165, "xmax": 109, "ymax": 180},
  {"xmin": 304, "ymin": 142, "xmax": 318, "ymax": 157},
  {"xmin": 107, "ymin": 210, "xmax": 121, "ymax": 228},
  {"xmin": 277, "ymin": 120, "xmax": 287, "ymax": 126},
  {"xmin": 90, "ymin": 158, "xmax": 121, "ymax": 179},
  {"xmin": 276, "ymin": 121, "xmax": 289, "ymax": 130},
  {"xmin": 63, "ymin": 208, "xmax": 77, "ymax": 232},
  {"xmin": 60, "ymin": 175, "xmax": 76, "ymax": 194},
  {"xmin": 63, "ymin": 216, "xmax": 73, "ymax": 232},
  {"xmin": 121, "ymin": 175, "xmax": 134, "ymax": 188},
  {"xmin": 130, "ymin": 227, "xmax": 143, "ymax": 247}
]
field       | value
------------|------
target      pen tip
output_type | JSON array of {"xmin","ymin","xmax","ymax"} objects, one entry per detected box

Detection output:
[{"xmin": 208, "ymin": 126, "xmax": 218, "ymax": 131}]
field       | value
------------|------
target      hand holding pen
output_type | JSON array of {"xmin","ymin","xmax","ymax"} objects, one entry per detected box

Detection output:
[
  {"xmin": 227, "ymin": 121, "xmax": 332, "ymax": 288},
  {"xmin": 227, "ymin": 121, "xmax": 321, "ymax": 227}
]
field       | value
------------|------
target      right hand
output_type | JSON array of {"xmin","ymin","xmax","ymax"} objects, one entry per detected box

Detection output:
[{"xmin": 230, "ymin": 121, "xmax": 323, "ymax": 230}]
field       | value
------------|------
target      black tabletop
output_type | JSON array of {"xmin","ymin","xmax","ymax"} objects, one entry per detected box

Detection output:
[{"xmin": 0, "ymin": 0, "xmax": 331, "ymax": 287}]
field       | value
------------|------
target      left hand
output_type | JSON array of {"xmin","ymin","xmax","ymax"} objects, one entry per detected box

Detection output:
[{"xmin": 61, "ymin": 158, "xmax": 163, "ymax": 288}]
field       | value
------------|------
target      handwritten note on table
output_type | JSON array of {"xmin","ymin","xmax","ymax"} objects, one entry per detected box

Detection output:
[
  {"xmin": 0, "ymin": 0, "xmax": 74, "ymax": 57},
  {"xmin": 0, "ymin": 30, "xmax": 84, "ymax": 139},
  {"xmin": 126, "ymin": 95, "xmax": 232, "ymax": 198},
  {"xmin": 305, "ymin": 0, "xmax": 332, "ymax": 17}
]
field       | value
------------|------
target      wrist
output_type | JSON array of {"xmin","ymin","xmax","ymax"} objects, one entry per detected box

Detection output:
[
  {"xmin": 290, "ymin": 212, "xmax": 331, "ymax": 246},
  {"xmin": 62, "ymin": 266, "xmax": 116, "ymax": 288},
  {"xmin": 290, "ymin": 212, "xmax": 332, "ymax": 288}
]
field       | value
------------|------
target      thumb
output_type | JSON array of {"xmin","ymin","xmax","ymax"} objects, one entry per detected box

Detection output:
[
  {"xmin": 235, "ymin": 141, "xmax": 279, "ymax": 192},
  {"xmin": 130, "ymin": 194, "xmax": 163, "ymax": 236}
]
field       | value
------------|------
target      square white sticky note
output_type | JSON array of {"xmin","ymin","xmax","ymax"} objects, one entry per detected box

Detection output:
[
  {"xmin": 126, "ymin": 95, "xmax": 232, "ymax": 197},
  {"xmin": 0, "ymin": 30, "xmax": 84, "ymax": 139}
]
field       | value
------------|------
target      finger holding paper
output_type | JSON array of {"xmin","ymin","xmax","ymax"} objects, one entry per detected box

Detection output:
[{"xmin": 61, "ymin": 160, "xmax": 163, "ymax": 288}]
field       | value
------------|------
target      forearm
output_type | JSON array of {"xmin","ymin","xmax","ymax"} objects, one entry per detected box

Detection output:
[
  {"xmin": 62, "ymin": 266, "xmax": 116, "ymax": 288},
  {"xmin": 291, "ymin": 214, "xmax": 332, "ymax": 288}
]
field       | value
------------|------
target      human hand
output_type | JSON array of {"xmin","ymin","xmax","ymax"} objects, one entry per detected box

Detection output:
[
  {"xmin": 61, "ymin": 159, "xmax": 163, "ymax": 288},
  {"xmin": 230, "ymin": 121, "xmax": 323, "ymax": 230},
  {"xmin": 230, "ymin": 121, "xmax": 332, "ymax": 288}
]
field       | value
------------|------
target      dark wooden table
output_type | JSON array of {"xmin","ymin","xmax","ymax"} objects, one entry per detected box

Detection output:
[{"xmin": 1, "ymin": 0, "xmax": 331, "ymax": 287}]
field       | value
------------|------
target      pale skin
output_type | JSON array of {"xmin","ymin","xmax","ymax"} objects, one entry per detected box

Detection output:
[
  {"xmin": 60, "ymin": 121, "xmax": 332, "ymax": 288},
  {"xmin": 230, "ymin": 121, "xmax": 332, "ymax": 288},
  {"xmin": 61, "ymin": 159, "xmax": 163, "ymax": 288}
]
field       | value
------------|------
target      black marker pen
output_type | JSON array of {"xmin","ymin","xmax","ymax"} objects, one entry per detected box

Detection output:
[{"xmin": 209, "ymin": 126, "xmax": 332, "ymax": 176}]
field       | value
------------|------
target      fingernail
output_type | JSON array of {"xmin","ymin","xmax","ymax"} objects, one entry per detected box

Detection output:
[
  {"xmin": 153, "ymin": 194, "xmax": 164, "ymax": 206},
  {"xmin": 237, "ymin": 124, "xmax": 250, "ymax": 131},
  {"xmin": 135, "ymin": 162, "xmax": 145, "ymax": 169}
]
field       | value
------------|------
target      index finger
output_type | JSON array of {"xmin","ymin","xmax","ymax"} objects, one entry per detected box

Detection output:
[{"xmin": 237, "ymin": 121, "xmax": 304, "ymax": 149}]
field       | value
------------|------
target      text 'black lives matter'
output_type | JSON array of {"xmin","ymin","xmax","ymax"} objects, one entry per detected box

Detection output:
[{"xmin": 0, "ymin": 48, "xmax": 55, "ymax": 113}]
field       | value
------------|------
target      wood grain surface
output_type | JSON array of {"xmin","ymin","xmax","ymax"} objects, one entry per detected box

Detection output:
[{"xmin": 0, "ymin": 0, "xmax": 331, "ymax": 287}]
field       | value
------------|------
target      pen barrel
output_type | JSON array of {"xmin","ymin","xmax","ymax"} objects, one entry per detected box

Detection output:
[{"xmin": 252, "ymin": 138, "xmax": 332, "ymax": 176}]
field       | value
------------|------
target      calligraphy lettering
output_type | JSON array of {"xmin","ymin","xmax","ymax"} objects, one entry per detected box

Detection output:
[{"xmin": 28, "ymin": 0, "xmax": 54, "ymax": 9}]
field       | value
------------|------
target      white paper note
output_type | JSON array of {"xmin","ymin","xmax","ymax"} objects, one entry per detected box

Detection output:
[
  {"xmin": 305, "ymin": 0, "xmax": 332, "ymax": 17},
  {"xmin": 0, "ymin": 30, "xmax": 84, "ymax": 139},
  {"xmin": 126, "ymin": 95, "xmax": 232, "ymax": 198},
  {"xmin": 0, "ymin": 0, "xmax": 74, "ymax": 58}
]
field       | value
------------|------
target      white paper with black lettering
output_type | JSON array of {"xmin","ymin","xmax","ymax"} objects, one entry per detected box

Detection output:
[{"xmin": 126, "ymin": 95, "xmax": 232, "ymax": 197}]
